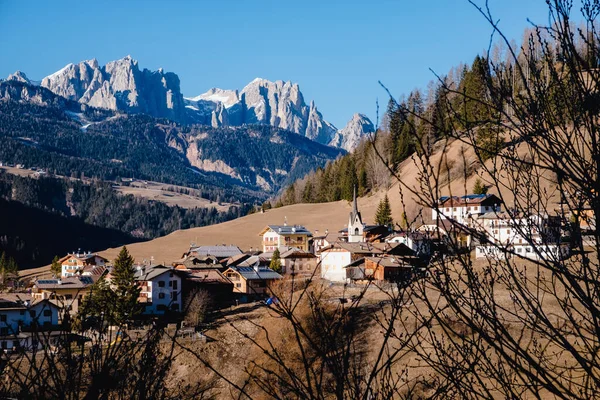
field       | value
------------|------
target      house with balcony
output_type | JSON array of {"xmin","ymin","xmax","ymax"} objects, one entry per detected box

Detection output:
[
  {"xmin": 432, "ymin": 194, "xmax": 502, "ymax": 226},
  {"xmin": 222, "ymin": 264, "xmax": 282, "ymax": 298},
  {"xmin": 259, "ymin": 224, "xmax": 312, "ymax": 252},
  {"xmin": 31, "ymin": 275, "xmax": 99, "ymax": 315},
  {"xmin": 134, "ymin": 265, "xmax": 183, "ymax": 314},
  {"xmin": 0, "ymin": 294, "xmax": 61, "ymax": 351},
  {"xmin": 59, "ymin": 252, "xmax": 108, "ymax": 278},
  {"xmin": 474, "ymin": 212, "xmax": 566, "ymax": 260}
]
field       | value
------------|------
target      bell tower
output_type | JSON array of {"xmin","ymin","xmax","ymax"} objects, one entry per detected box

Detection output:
[{"xmin": 348, "ymin": 186, "xmax": 363, "ymax": 243}]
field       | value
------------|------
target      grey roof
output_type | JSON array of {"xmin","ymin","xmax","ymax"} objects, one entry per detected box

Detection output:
[
  {"xmin": 267, "ymin": 225, "xmax": 313, "ymax": 236},
  {"xmin": 0, "ymin": 294, "xmax": 58, "ymax": 310},
  {"xmin": 35, "ymin": 276, "xmax": 98, "ymax": 290},
  {"xmin": 280, "ymin": 249, "xmax": 316, "ymax": 259},
  {"xmin": 189, "ymin": 245, "xmax": 243, "ymax": 258},
  {"xmin": 231, "ymin": 266, "xmax": 282, "ymax": 280},
  {"xmin": 387, "ymin": 231, "xmax": 429, "ymax": 240},
  {"xmin": 134, "ymin": 265, "xmax": 175, "ymax": 282}
]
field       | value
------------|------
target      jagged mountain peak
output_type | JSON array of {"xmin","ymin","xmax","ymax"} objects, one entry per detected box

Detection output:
[
  {"xmin": 329, "ymin": 113, "xmax": 375, "ymax": 151},
  {"xmin": 18, "ymin": 57, "xmax": 371, "ymax": 150},
  {"xmin": 7, "ymin": 71, "xmax": 33, "ymax": 84},
  {"xmin": 39, "ymin": 56, "xmax": 185, "ymax": 121}
]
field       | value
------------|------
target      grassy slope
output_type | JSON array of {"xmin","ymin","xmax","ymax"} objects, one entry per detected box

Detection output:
[{"xmin": 28, "ymin": 132, "xmax": 559, "ymax": 273}]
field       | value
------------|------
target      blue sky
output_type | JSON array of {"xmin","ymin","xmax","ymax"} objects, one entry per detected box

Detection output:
[{"xmin": 0, "ymin": 0, "xmax": 554, "ymax": 128}]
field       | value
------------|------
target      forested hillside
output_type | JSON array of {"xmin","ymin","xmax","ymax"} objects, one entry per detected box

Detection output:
[
  {"xmin": 277, "ymin": 30, "xmax": 580, "ymax": 206},
  {"xmin": 0, "ymin": 171, "xmax": 250, "ymax": 268},
  {"xmin": 0, "ymin": 81, "xmax": 343, "ymax": 202}
]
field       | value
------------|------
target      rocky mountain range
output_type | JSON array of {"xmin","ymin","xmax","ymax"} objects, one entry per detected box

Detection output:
[
  {"xmin": 6, "ymin": 56, "xmax": 374, "ymax": 151},
  {"xmin": 0, "ymin": 79, "xmax": 343, "ymax": 197}
]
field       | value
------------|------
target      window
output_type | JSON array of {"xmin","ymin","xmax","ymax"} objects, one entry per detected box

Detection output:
[
  {"xmin": 19, "ymin": 310, "xmax": 25, "ymax": 316},
  {"xmin": 29, "ymin": 310, "xmax": 36, "ymax": 318},
  {"xmin": 236, "ymin": 283, "xmax": 241, "ymax": 288},
  {"xmin": 172, "ymin": 280, "xmax": 178, "ymax": 290},
  {"xmin": 158, "ymin": 281, "xmax": 165, "ymax": 288},
  {"xmin": 0, "ymin": 315, "xmax": 6, "ymax": 322},
  {"xmin": 158, "ymin": 293, "xmax": 165, "ymax": 299},
  {"xmin": 171, "ymin": 292, "xmax": 178, "ymax": 301},
  {"xmin": 43, "ymin": 310, "xmax": 52, "ymax": 317},
  {"xmin": 0, "ymin": 327, "xmax": 7, "ymax": 336}
]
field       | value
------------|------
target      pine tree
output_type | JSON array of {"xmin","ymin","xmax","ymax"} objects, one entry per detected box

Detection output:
[
  {"xmin": 80, "ymin": 275, "xmax": 117, "ymax": 327},
  {"xmin": 269, "ymin": 248, "xmax": 282, "ymax": 273},
  {"xmin": 111, "ymin": 246, "xmax": 141, "ymax": 323},
  {"xmin": 473, "ymin": 178, "xmax": 488, "ymax": 194},
  {"xmin": 51, "ymin": 255, "xmax": 62, "ymax": 278},
  {"xmin": 375, "ymin": 195, "xmax": 394, "ymax": 227}
]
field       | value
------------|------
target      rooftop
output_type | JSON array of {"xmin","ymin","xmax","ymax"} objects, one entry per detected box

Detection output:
[
  {"xmin": 35, "ymin": 275, "xmax": 99, "ymax": 290},
  {"xmin": 262, "ymin": 225, "xmax": 313, "ymax": 236},
  {"xmin": 229, "ymin": 266, "xmax": 282, "ymax": 280},
  {"xmin": 438, "ymin": 194, "xmax": 500, "ymax": 207},
  {"xmin": 134, "ymin": 265, "xmax": 176, "ymax": 281},
  {"xmin": 189, "ymin": 245, "xmax": 243, "ymax": 258}
]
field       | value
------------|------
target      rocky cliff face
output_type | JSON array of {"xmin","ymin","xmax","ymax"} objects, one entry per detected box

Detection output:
[
  {"xmin": 329, "ymin": 113, "xmax": 375, "ymax": 151},
  {"xmin": 20, "ymin": 57, "xmax": 374, "ymax": 151},
  {"xmin": 7, "ymin": 71, "xmax": 36, "ymax": 85},
  {"xmin": 40, "ymin": 56, "xmax": 186, "ymax": 121},
  {"xmin": 184, "ymin": 78, "xmax": 369, "ymax": 149}
]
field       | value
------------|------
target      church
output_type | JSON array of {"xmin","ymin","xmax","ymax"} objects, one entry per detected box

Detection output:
[{"xmin": 341, "ymin": 187, "xmax": 391, "ymax": 243}]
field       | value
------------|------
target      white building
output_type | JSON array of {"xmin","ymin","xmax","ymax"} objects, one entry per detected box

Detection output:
[
  {"xmin": 320, "ymin": 242, "xmax": 413, "ymax": 283},
  {"xmin": 432, "ymin": 194, "xmax": 502, "ymax": 226},
  {"xmin": 348, "ymin": 187, "xmax": 364, "ymax": 243},
  {"xmin": 385, "ymin": 231, "xmax": 431, "ymax": 256},
  {"xmin": 59, "ymin": 252, "xmax": 108, "ymax": 278},
  {"xmin": 474, "ymin": 212, "xmax": 566, "ymax": 260},
  {"xmin": 135, "ymin": 265, "xmax": 182, "ymax": 314},
  {"xmin": 320, "ymin": 246, "xmax": 353, "ymax": 282},
  {"xmin": 0, "ymin": 295, "xmax": 60, "ymax": 351},
  {"xmin": 259, "ymin": 224, "xmax": 312, "ymax": 253}
]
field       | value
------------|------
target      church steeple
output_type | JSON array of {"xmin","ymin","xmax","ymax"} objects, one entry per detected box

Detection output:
[
  {"xmin": 352, "ymin": 186, "xmax": 358, "ymax": 217},
  {"xmin": 348, "ymin": 185, "xmax": 363, "ymax": 242}
]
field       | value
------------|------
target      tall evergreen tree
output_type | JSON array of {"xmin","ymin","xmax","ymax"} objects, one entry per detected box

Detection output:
[
  {"xmin": 51, "ymin": 255, "xmax": 62, "ymax": 278},
  {"xmin": 111, "ymin": 246, "xmax": 141, "ymax": 323},
  {"xmin": 473, "ymin": 178, "xmax": 488, "ymax": 194},
  {"xmin": 375, "ymin": 195, "xmax": 394, "ymax": 227},
  {"xmin": 269, "ymin": 248, "xmax": 282, "ymax": 273}
]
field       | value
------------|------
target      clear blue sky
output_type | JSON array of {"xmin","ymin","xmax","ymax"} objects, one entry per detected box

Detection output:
[{"xmin": 0, "ymin": 0, "xmax": 554, "ymax": 128}]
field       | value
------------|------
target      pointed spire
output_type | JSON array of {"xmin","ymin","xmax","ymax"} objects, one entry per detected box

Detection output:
[{"xmin": 352, "ymin": 185, "xmax": 358, "ymax": 216}]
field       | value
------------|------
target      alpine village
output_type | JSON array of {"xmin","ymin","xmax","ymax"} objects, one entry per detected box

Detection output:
[{"xmin": 1, "ymin": 1, "xmax": 600, "ymax": 399}]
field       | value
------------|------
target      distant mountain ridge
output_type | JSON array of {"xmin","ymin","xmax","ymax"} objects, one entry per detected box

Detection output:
[
  {"xmin": 7, "ymin": 56, "xmax": 374, "ymax": 151},
  {"xmin": 184, "ymin": 78, "xmax": 374, "ymax": 151},
  {"xmin": 0, "ymin": 79, "xmax": 343, "ymax": 197}
]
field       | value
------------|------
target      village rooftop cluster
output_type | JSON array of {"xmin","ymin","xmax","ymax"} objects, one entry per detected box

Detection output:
[{"xmin": 0, "ymin": 189, "xmax": 592, "ymax": 353}]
